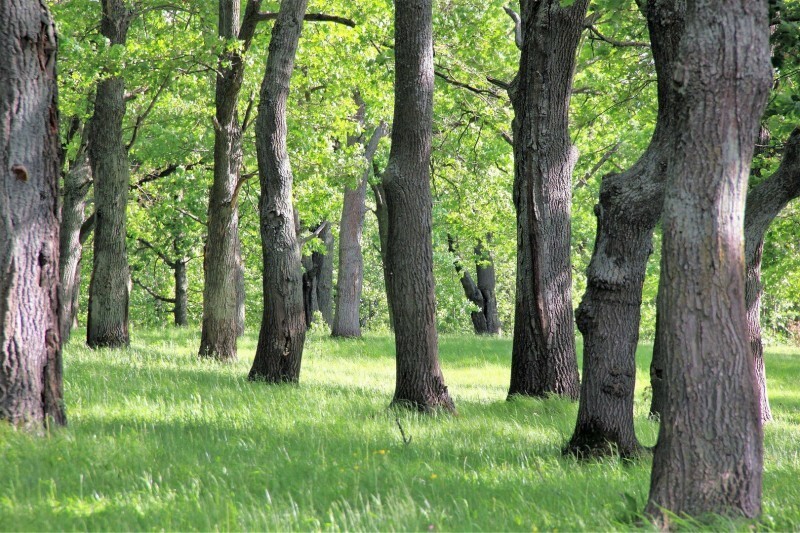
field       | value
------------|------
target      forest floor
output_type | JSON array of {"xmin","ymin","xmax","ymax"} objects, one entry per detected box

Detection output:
[{"xmin": 1, "ymin": 328, "xmax": 799, "ymax": 531}]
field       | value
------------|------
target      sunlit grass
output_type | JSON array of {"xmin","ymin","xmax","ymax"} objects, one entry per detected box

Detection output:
[{"xmin": 0, "ymin": 329, "xmax": 797, "ymax": 530}]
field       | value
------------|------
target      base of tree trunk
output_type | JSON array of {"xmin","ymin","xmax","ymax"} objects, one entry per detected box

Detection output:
[{"xmin": 563, "ymin": 428, "xmax": 646, "ymax": 459}]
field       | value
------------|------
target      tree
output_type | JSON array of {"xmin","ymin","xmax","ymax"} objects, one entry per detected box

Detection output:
[
  {"xmin": 447, "ymin": 236, "xmax": 501, "ymax": 335},
  {"xmin": 301, "ymin": 220, "xmax": 334, "ymax": 326},
  {"xmin": 199, "ymin": 0, "xmax": 263, "ymax": 361},
  {"xmin": 133, "ymin": 238, "xmax": 193, "ymax": 326},
  {"xmin": 59, "ymin": 119, "xmax": 92, "ymax": 343},
  {"xmin": 370, "ymin": 178, "xmax": 395, "ymax": 330},
  {"xmin": 86, "ymin": 0, "xmax": 133, "ymax": 348},
  {"xmin": 0, "ymin": 0, "xmax": 65, "ymax": 428},
  {"xmin": 248, "ymin": 0, "xmax": 308, "ymax": 383},
  {"xmin": 565, "ymin": 0, "xmax": 684, "ymax": 458},
  {"xmin": 332, "ymin": 118, "xmax": 388, "ymax": 338},
  {"xmin": 645, "ymin": 0, "xmax": 772, "ymax": 522},
  {"xmin": 382, "ymin": 0, "xmax": 454, "ymax": 412},
  {"xmin": 744, "ymin": 128, "xmax": 800, "ymax": 422},
  {"xmin": 507, "ymin": 0, "xmax": 589, "ymax": 399}
]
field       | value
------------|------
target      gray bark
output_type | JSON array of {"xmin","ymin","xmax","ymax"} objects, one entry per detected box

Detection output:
[
  {"xmin": 383, "ymin": 0, "xmax": 454, "ymax": 412},
  {"xmin": 507, "ymin": 0, "xmax": 588, "ymax": 400},
  {"xmin": 174, "ymin": 259, "xmax": 188, "ymax": 326},
  {"xmin": 645, "ymin": 0, "xmax": 772, "ymax": 522},
  {"xmin": 448, "ymin": 236, "xmax": 500, "ymax": 335},
  {"xmin": 333, "ymin": 122, "xmax": 387, "ymax": 337},
  {"xmin": 565, "ymin": 0, "xmax": 684, "ymax": 458},
  {"xmin": 248, "ymin": 0, "xmax": 307, "ymax": 383},
  {"xmin": 744, "ymin": 128, "xmax": 800, "ymax": 422},
  {"xmin": 59, "ymin": 123, "xmax": 91, "ymax": 343},
  {"xmin": 0, "ymin": 0, "xmax": 65, "ymax": 428},
  {"xmin": 200, "ymin": 0, "xmax": 263, "ymax": 360},
  {"xmin": 87, "ymin": 0, "xmax": 133, "ymax": 348}
]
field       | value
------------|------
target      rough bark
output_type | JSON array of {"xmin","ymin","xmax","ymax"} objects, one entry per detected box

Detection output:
[
  {"xmin": 649, "ymin": 129, "xmax": 800, "ymax": 423},
  {"xmin": 0, "ymin": 0, "xmax": 65, "ymax": 428},
  {"xmin": 743, "ymin": 128, "xmax": 800, "ymax": 422},
  {"xmin": 565, "ymin": 0, "xmax": 684, "ymax": 458},
  {"xmin": 383, "ymin": 0, "xmax": 454, "ymax": 413},
  {"xmin": 645, "ymin": 0, "xmax": 772, "ymax": 523},
  {"xmin": 333, "ymin": 122, "xmax": 387, "ymax": 337},
  {"xmin": 200, "ymin": 0, "xmax": 262, "ymax": 361},
  {"xmin": 317, "ymin": 222, "xmax": 334, "ymax": 324},
  {"xmin": 86, "ymin": 0, "xmax": 132, "ymax": 349},
  {"xmin": 248, "ymin": 0, "xmax": 307, "ymax": 383},
  {"xmin": 507, "ymin": 0, "xmax": 588, "ymax": 400},
  {"xmin": 301, "ymin": 221, "xmax": 329, "ymax": 326},
  {"xmin": 448, "ymin": 236, "xmax": 500, "ymax": 335},
  {"xmin": 370, "ymin": 179, "xmax": 394, "ymax": 330},
  {"xmin": 59, "ymin": 123, "xmax": 91, "ymax": 343}
]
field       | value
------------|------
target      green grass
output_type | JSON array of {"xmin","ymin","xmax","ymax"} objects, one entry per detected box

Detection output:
[{"xmin": 1, "ymin": 329, "xmax": 799, "ymax": 531}]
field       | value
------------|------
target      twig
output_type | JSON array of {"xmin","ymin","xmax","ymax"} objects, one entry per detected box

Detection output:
[{"xmin": 395, "ymin": 417, "xmax": 412, "ymax": 445}]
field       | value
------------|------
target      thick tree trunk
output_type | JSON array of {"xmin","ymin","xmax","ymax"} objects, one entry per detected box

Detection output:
[
  {"xmin": 565, "ymin": 0, "xmax": 684, "ymax": 458},
  {"xmin": 507, "ymin": 0, "xmax": 588, "ymax": 400},
  {"xmin": 333, "ymin": 123, "xmax": 387, "ymax": 337},
  {"xmin": 59, "ymin": 128, "xmax": 91, "ymax": 343},
  {"xmin": 644, "ymin": 0, "xmax": 772, "ymax": 523},
  {"xmin": 371, "ymin": 180, "xmax": 394, "ymax": 330},
  {"xmin": 174, "ymin": 259, "xmax": 188, "ymax": 327},
  {"xmin": 0, "ymin": 0, "xmax": 65, "ymax": 428},
  {"xmin": 87, "ymin": 0, "xmax": 132, "ymax": 349},
  {"xmin": 248, "ymin": 0, "xmax": 307, "ymax": 383},
  {"xmin": 650, "ymin": 129, "xmax": 800, "ymax": 423},
  {"xmin": 200, "ymin": 0, "xmax": 258, "ymax": 360},
  {"xmin": 743, "ymin": 128, "xmax": 800, "ymax": 422},
  {"xmin": 383, "ymin": 0, "xmax": 454, "ymax": 413}
]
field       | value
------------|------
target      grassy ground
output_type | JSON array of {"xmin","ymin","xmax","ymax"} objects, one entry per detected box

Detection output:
[{"xmin": 1, "ymin": 328, "xmax": 798, "ymax": 531}]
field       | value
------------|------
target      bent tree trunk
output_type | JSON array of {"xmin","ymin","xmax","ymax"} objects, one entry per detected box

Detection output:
[
  {"xmin": 565, "ymin": 0, "xmax": 684, "ymax": 458},
  {"xmin": 744, "ymin": 128, "xmax": 800, "ymax": 422},
  {"xmin": 87, "ymin": 0, "xmax": 132, "ymax": 348},
  {"xmin": 333, "ymin": 122, "xmax": 387, "ymax": 338},
  {"xmin": 507, "ymin": 0, "xmax": 588, "ymax": 399},
  {"xmin": 248, "ymin": 0, "xmax": 307, "ymax": 383},
  {"xmin": 200, "ymin": 0, "xmax": 262, "ymax": 361},
  {"xmin": 0, "ymin": 0, "xmax": 65, "ymax": 427},
  {"xmin": 645, "ymin": 0, "xmax": 772, "ymax": 522},
  {"xmin": 383, "ymin": 0, "xmax": 454, "ymax": 412},
  {"xmin": 59, "ymin": 126, "xmax": 91, "ymax": 343}
]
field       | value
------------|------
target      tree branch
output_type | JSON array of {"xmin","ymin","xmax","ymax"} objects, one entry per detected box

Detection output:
[
  {"xmin": 435, "ymin": 68, "xmax": 502, "ymax": 99},
  {"xmin": 585, "ymin": 24, "xmax": 649, "ymax": 48},
  {"xmin": 137, "ymin": 237, "xmax": 176, "ymax": 267},
  {"xmin": 255, "ymin": 11, "xmax": 356, "ymax": 27},
  {"xmin": 132, "ymin": 277, "xmax": 176, "ymax": 304},
  {"xmin": 503, "ymin": 5, "xmax": 523, "ymax": 50},
  {"xmin": 126, "ymin": 75, "xmax": 172, "ymax": 152}
]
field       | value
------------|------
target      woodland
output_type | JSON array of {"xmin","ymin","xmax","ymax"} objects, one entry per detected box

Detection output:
[{"xmin": 1, "ymin": 0, "xmax": 800, "ymax": 529}]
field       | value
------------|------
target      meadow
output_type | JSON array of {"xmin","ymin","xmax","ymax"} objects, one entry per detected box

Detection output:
[{"xmin": 1, "ymin": 328, "xmax": 798, "ymax": 531}]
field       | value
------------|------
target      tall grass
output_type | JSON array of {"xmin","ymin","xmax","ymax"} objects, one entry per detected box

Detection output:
[{"xmin": 0, "ymin": 329, "xmax": 798, "ymax": 530}]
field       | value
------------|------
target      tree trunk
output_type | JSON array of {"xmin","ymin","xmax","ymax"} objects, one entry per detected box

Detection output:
[
  {"xmin": 200, "ymin": 0, "xmax": 259, "ymax": 360},
  {"xmin": 248, "ymin": 0, "xmax": 307, "ymax": 383},
  {"xmin": 645, "ymin": 0, "xmax": 772, "ymax": 523},
  {"xmin": 565, "ymin": 0, "xmax": 684, "ymax": 458},
  {"xmin": 174, "ymin": 259, "xmax": 189, "ymax": 327},
  {"xmin": 371, "ymin": 180, "xmax": 394, "ymax": 330},
  {"xmin": 448, "ymin": 236, "xmax": 500, "ymax": 335},
  {"xmin": 507, "ymin": 0, "xmax": 588, "ymax": 400},
  {"xmin": 383, "ymin": 0, "xmax": 454, "ymax": 413},
  {"xmin": 236, "ymin": 239, "xmax": 246, "ymax": 336},
  {"xmin": 0, "ymin": 0, "xmax": 65, "ymax": 428},
  {"xmin": 333, "ymin": 123, "xmax": 387, "ymax": 337},
  {"xmin": 743, "ymin": 128, "xmax": 800, "ymax": 422},
  {"xmin": 317, "ymin": 222, "xmax": 334, "ymax": 325},
  {"xmin": 59, "ymin": 126, "xmax": 91, "ymax": 343},
  {"xmin": 87, "ymin": 0, "xmax": 132, "ymax": 349}
]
